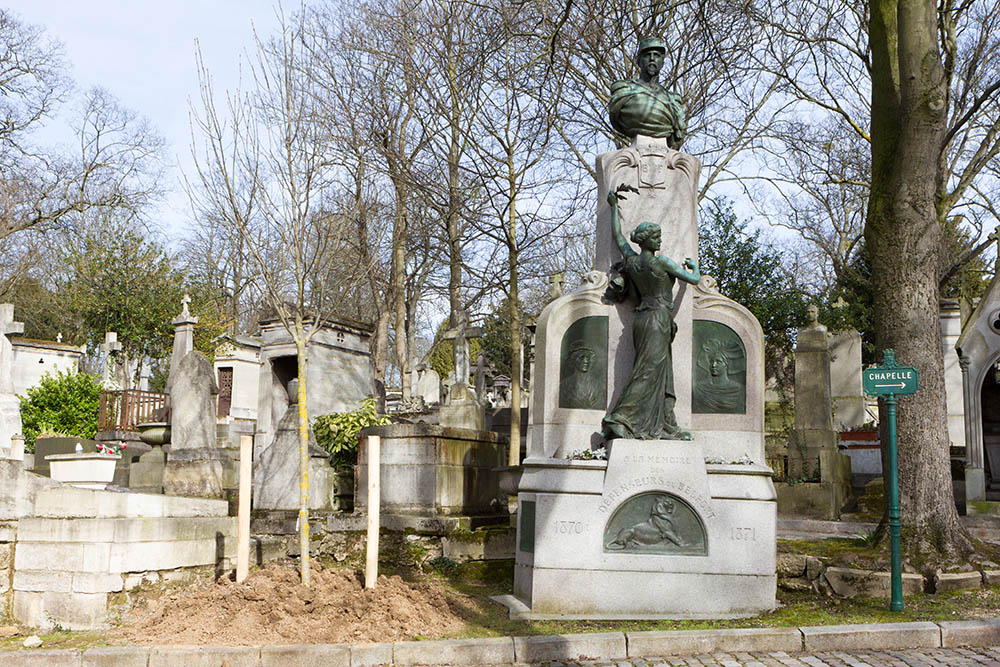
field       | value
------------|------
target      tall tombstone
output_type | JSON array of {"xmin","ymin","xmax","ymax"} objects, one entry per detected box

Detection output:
[
  {"xmin": 163, "ymin": 349, "xmax": 223, "ymax": 497},
  {"xmin": 167, "ymin": 294, "xmax": 198, "ymax": 392},
  {"xmin": 829, "ymin": 329, "xmax": 866, "ymax": 431},
  {"xmin": 785, "ymin": 305, "xmax": 852, "ymax": 518},
  {"xmin": 0, "ymin": 304, "xmax": 24, "ymax": 457}
]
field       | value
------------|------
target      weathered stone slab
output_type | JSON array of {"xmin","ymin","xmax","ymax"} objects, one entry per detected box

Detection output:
[
  {"xmin": 983, "ymin": 569, "xmax": 1000, "ymax": 586},
  {"xmin": 824, "ymin": 566, "xmax": 923, "ymax": 598},
  {"xmin": 627, "ymin": 627, "xmax": 802, "ymax": 656},
  {"xmin": 350, "ymin": 642, "xmax": 393, "ymax": 667},
  {"xmin": 939, "ymin": 619, "xmax": 1000, "ymax": 647},
  {"xmin": 513, "ymin": 632, "xmax": 626, "ymax": 663},
  {"xmin": 82, "ymin": 646, "xmax": 150, "ymax": 666},
  {"xmin": 12, "ymin": 590, "xmax": 108, "ymax": 630},
  {"xmin": 0, "ymin": 649, "xmax": 81, "ymax": 666},
  {"xmin": 260, "ymin": 644, "xmax": 350, "ymax": 667},
  {"xmin": 800, "ymin": 621, "xmax": 940, "ymax": 651},
  {"xmin": 393, "ymin": 637, "xmax": 514, "ymax": 665},
  {"xmin": 149, "ymin": 645, "xmax": 260, "ymax": 667},
  {"xmin": 934, "ymin": 570, "xmax": 982, "ymax": 593}
]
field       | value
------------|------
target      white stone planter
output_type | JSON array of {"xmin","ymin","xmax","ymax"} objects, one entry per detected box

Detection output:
[{"xmin": 45, "ymin": 452, "xmax": 120, "ymax": 490}]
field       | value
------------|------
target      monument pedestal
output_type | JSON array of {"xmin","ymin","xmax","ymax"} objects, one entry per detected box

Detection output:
[
  {"xmin": 439, "ymin": 397, "xmax": 486, "ymax": 431},
  {"xmin": 129, "ymin": 447, "xmax": 166, "ymax": 494},
  {"xmin": 508, "ymin": 438, "xmax": 775, "ymax": 619},
  {"xmin": 164, "ymin": 448, "xmax": 225, "ymax": 498}
]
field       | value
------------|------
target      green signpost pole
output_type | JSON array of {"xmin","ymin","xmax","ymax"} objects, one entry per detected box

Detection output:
[
  {"xmin": 885, "ymin": 394, "xmax": 903, "ymax": 611},
  {"xmin": 861, "ymin": 349, "xmax": 917, "ymax": 613}
]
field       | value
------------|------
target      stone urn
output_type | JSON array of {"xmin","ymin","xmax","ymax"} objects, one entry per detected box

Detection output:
[
  {"xmin": 137, "ymin": 422, "xmax": 171, "ymax": 447},
  {"xmin": 45, "ymin": 452, "xmax": 120, "ymax": 490}
]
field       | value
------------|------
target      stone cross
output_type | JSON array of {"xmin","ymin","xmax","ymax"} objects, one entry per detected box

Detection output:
[
  {"xmin": 100, "ymin": 331, "xmax": 123, "ymax": 389},
  {"xmin": 56, "ymin": 333, "xmax": 63, "ymax": 343},
  {"xmin": 180, "ymin": 293, "xmax": 192, "ymax": 317},
  {"xmin": 441, "ymin": 313, "xmax": 483, "ymax": 402},
  {"xmin": 549, "ymin": 272, "xmax": 564, "ymax": 299}
]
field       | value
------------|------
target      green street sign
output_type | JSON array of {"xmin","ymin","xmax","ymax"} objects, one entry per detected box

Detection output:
[{"xmin": 863, "ymin": 351, "xmax": 918, "ymax": 396}]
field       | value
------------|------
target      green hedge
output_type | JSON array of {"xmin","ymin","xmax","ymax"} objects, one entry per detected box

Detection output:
[{"xmin": 19, "ymin": 369, "xmax": 102, "ymax": 451}]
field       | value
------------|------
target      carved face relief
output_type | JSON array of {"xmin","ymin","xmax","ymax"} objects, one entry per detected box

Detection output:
[
  {"xmin": 559, "ymin": 316, "xmax": 609, "ymax": 411},
  {"xmin": 692, "ymin": 320, "xmax": 747, "ymax": 414}
]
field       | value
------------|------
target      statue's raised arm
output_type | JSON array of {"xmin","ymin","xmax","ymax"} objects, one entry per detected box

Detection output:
[{"xmin": 608, "ymin": 37, "xmax": 686, "ymax": 148}]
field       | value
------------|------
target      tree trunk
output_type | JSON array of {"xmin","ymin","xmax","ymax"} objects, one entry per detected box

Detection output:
[
  {"xmin": 507, "ymin": 179, "xmax": 521, "ymax": 466},
  {"xmin": 866, "ymin": 0, "xmax": 972, "ymax": 558},
  {"xmin": 372, "ymin": 310, "xmax": 391, "ymax": 413},
  {"xmin": 294, "ymin": 321, "xmax": 311, "ymax": 586}
]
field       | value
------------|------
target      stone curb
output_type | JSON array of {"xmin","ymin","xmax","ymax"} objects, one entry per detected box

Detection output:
[{"xmin": 3, "ymin": 620, "xmax": 999, "ymax": 665}]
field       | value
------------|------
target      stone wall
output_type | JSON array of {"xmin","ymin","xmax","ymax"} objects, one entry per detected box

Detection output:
[{"xmin": 0, "ymin": 460, "xmax": 235, "ymax": 630}]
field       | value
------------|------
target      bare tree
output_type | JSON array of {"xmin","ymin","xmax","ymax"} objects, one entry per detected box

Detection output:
[{"xmin": 188, "ymin": 10, "xmax": 360, "ymax": 585}]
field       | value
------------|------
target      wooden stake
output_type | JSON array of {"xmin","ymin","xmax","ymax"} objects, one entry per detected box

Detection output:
[
  {"xmin": 236, "ymin": 434, "xmax": 253, "ymax": 583},
  {"xmin": 364, "ymin": 434, "xmax": 380, "ymax": 589}
]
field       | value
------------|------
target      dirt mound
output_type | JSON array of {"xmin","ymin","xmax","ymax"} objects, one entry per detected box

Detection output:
[{"xmin": 115, "ymin": 561, "xmax": 478, "ymax": 645}]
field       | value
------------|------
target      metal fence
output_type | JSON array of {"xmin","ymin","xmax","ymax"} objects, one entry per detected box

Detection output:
[{"xmin": 98, "ymin": 390, "xmax": 170, "ymax": 432}]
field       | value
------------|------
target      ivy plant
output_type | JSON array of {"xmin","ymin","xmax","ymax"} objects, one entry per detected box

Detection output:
[{"xmin": 313, "ymin": 398, "xmax": 391, "ymax": 470}]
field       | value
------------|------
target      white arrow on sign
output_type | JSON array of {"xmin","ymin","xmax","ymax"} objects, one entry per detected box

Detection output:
[{"xmin": 875, "ymin": 382, "xmax": 905, "ymax": 389}]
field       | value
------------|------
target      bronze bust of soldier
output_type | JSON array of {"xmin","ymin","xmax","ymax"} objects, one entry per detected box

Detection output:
[{"xmin": 608, "ymin": 37, "xmax": 686, "ymax": 148}]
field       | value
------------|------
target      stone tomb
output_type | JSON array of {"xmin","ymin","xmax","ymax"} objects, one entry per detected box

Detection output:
[{"xmin": 512, "ymin": 138, "xmax": 775, "ymax": 619}]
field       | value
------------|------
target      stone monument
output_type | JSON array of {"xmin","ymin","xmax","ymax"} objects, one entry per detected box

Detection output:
[
  {"xmin": 829, "ymin": 328, "xmax": 866, "ymax": 430},
  {"xmin": 416, "ymin": 365, "xmax": 441, "ymax": 405},
  {"xmin": 509, "ymin": 38, "xmax": 775, "ymax": 619},
  {"xmin": 167, "ymin": 294, "xmax": 198, "ymax": 391},
  {"xmin": 0, "ymin": 304, "xmax": 24, "ymax": 458},
  {"xmin": 439, "ymin": 313, "xmax": 486, "ymax": 430},
  {"xmin": 780, "ymin": 306, "xmax": 852, "ymax": 519},
  {"xmin": 253, "ymin": 378, "xmax": 336, "ymax": 510},
  {"xmin": 164, "ymin": 349, "xmax": 224, "ymax": 498}
]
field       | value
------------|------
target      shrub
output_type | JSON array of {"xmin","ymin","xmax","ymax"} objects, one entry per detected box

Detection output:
[
  {"xmin": 18, "ymin": 370, "xmax": 102, "ymax": 451},
  {"xmin": 313, "ymin": 398, "xmax": 391, "ymax": 470}
]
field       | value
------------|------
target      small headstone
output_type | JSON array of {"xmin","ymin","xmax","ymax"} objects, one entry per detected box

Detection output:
[{"xmin": 416, "ymin": 366, "xmax": 440, "ymax": 405}]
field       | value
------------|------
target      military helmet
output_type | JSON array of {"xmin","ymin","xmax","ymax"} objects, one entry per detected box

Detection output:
[{"xmin": 635, "ymin": 36, "xmax": 666, "ymax": 59}]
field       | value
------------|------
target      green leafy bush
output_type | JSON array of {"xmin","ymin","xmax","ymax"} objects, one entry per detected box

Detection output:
[
  {"xmin": 313, "ymin": 398, "xmax": 391, "ymax": 470},
  {"xmin": 19, "ymin": 370, "xmax": 103, "ymax": 451}
]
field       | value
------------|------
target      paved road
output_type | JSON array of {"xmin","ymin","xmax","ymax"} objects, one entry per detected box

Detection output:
[{"xmin": 525, "ymin": 646, "xmax": 1000, "ymax": 665}]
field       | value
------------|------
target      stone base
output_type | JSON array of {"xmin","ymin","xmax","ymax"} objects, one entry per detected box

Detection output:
[
  {"xmin": 775, "ymin": 480, "xmax": 851, "ymax": 520},
  {"xmin": 164, "ymin": 449, "xmax": 224, "ymax": 498},
  {"xmin": 356, "ymin": 424, "xmax": 508, "ymax": 516},
  {"xmin": 512, "ymin": 437, "xmax": 776, "ymax": 619},
  {"xmin": 439, "ymin": 399, "xmax": 486, "ymax": 431},
  {"xmin": 129, "ymin": 447, "xmax": 166, "ymax": 494}
]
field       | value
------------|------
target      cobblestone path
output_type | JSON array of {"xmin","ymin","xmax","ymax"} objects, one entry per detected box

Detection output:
[{"xmin": 525, "ymin": 646, "xmax": 1000, "ymax": 666}]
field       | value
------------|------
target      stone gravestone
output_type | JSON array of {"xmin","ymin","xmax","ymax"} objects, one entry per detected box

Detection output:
[
  {"xmin": 439, "ymin": 316, "xmax": 486, "ymax": 430},
  {"xmin": 829, "ymin": 328, "xmax": 866, "ymax": 431},
  {"xmin": 253, "ymin": 378, "xmax": 333, "ymax": 510},
  {"xmin": 781, "ymin": 306, "xmax": 852, "ymax": 519},
  {"xmin": 163, "ymin": 350, "xmax": 223, "ymax": 498},
  {"xmin": 0, "ymin": 304, "xmax": 24, "ymax": 458},
  {"xmin": 415, "ymin": 365, "xmax": 440, "ymax": 405},
  {"xmin": 512, "ymin": 37, "xmax": 776, "ymax": 619}
]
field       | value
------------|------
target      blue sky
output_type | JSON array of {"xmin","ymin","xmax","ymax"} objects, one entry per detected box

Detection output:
[{"xmin": 6, "ymin": 1, "xmax": 282, "ymax": 242}]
